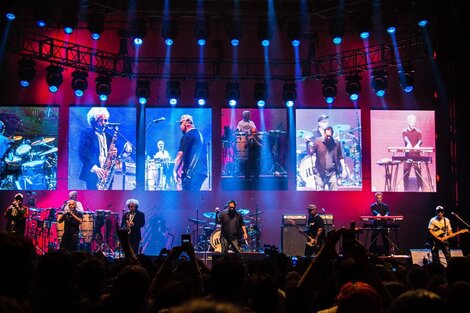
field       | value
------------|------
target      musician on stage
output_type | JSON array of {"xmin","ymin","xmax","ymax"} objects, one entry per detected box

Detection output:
[
  {"xmin": 4, "ymin": 193, "xmax": 28, "ymax": 236},
  {"xmin": 0, "ymin": 120, "xmax": 14, "ymax": 161},
  {"xmin": 304, "ymin": 204, "xmax": 325, "ymax": 257},
  {"xmin": 402, "ymin": 114, "xmax": 424, "ymax": 191},
  {"xmin": 244, "ymin": 126, "xmax": 262, "ymax": 182},
  {"xmin": 428, "ymin": 206, "xmax": 453, "ymax": 265},
  {"xmin": 58, "ymin": 199, "xmax": 83, "ymax": 252},
  {"xmin": 369, "ymin": 192, "xmax": 390, "ymax": 255},
  {"xmin": 60, "ymin": 191, "xmax": 84, "ymax": 212},
  {"xmin": 236, "ymin": 110, "xmax": 257, "ymax": 135},
  {"xmin": 215, "ymin": 200, "xmax": 248, "ymax": 254},
  {"xmin": 120, "ymin": 199, "xmax": 145, "ymax": 254}
]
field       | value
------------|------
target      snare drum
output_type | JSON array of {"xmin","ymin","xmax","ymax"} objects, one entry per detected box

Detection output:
[
  {"xmin": 210, "ymin": 229, "xmax": 222, "ymax": 253},
  {"xmin": 80, "ymin": 212, "xmax": 94, "ymax": 243},
  {"xmin": 298, "ymin": 155, "xmax": 317, "ymax": 189},
  {"xmin": 22, "ymin": 160, "xmax": 46, "ymax": 176}
]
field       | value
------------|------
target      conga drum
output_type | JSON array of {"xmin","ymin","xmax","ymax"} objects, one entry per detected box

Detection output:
[{"xmin": 56, "ymin": 212, "xmax": 64, "ymax": 240}]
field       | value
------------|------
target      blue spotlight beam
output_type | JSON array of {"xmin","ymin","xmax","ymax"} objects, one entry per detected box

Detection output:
[{"xmin": 8, "ymin": 29, "xmax": 431, "ymax": 81}]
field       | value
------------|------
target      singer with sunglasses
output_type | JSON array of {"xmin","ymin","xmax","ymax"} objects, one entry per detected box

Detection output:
[
  {"xmin": 120, "ymin": 199, "xmax": 145, "ymax": 254},
  {"xmin": 58, "ymin": 200, "xmax": 83, "ymax": 252}
]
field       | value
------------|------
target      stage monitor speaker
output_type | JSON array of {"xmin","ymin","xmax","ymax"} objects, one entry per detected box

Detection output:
[
  {"xmin": 410, "ymin": 249, "xmax": 463, "ymax": 267},
  {"xmin": 282, "ymin": 225, "xmax": 306, "ymax": 256}
]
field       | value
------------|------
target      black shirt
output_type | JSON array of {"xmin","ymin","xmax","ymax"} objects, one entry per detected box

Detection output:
[
  {"xmin": 178, "ymin": 128, "xmax": 208, "ymax": 177},
  {"xmin": 218, "ymin": 210, "xmax": 245, "ymax": 241},
  {"xmin": 63, "ymin": 211, "xmax": 83, "ymax": 235},
  {"xmin": 306, "ymin": 214, "xmax": 325, "ymax": 239},
  {"xmin": 370, "ymin": 202, "xmax": 390, "ymax": 227}
]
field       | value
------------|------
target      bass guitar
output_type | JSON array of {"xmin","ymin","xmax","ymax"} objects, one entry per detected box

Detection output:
[{"xmin": 287, "ymin": 219, "xmax": 317, "ymax": 248}]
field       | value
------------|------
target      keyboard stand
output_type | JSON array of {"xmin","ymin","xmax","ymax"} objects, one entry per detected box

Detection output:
[{"xmin": 364, "ymin": 225, "xmax": 401, "ymax": 255}]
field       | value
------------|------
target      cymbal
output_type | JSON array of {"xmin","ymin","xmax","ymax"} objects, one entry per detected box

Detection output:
[
  {"xmin": 202, "ymin": 212, "xmax": 217, "ymax": 219},
  {"xmin": 29, "ymin": 207, "xmax": 43, "ymax": 212},
  {"xmin": 238, "ymin": 208, "xmax": 249, "ymax": 215},
  {"xmin": 350, "ymin": 126, "xmax": 362, "ymax": 132},
  {"xmin": 31, "ymin": 137, "xmax": 55, "ymax": 146},
  {"xmin": 12, "ymin": 136, "xmax": 23, "ymax": 141},
  {"xmin": 233, "ymin": 131, "xmax": 247, "ymax": 136},
  {"xmin": 188, "ymin": 218, "xmax": 205, "ymax": 225},
  {"xmin": 332, "ymin": 124, "xmax": 351, "ymax": 133},
  {"xmin": 248, "ymin": 211, "xmax": 263, "ymax": 216},
  {"xmin": 39, "ymin": 147, "xmax": 58, "ymax": 156},
  {"xmin": 296, "ymin": 130, "xmax": 313, "ymax": 138},
  {"xmin": 268, "ymin": 130, "xmax": 287, "ymax": 135}
]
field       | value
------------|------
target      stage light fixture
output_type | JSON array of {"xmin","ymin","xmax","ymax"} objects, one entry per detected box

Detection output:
[
  {"xmin": 194, "ymin": 19, "xmax": 209, "ymax": 46},
  {"xmin": 254, "ymin": 82, "xmax": 268, "ymax": 107},
  {"xmin": 322, "ymin": 77, "xmax": 338, "ymax": 104},
  {"xmin": 87, "ymin": 11, "xmax": 105, "ymax": 40},
  {"xmin": 383, "ymin": 2, "xmax": 398, "ymax": 34},
  {"xmin": 17, "ymin": 59, "xmax": 36, "ymax": 87},
  {"xmin": 46, "ymin": 64, "xmax": 63, "ymax": 93},
  {"xmin": 3, "ymin": 0, "xmax": 17, "ymax": 21},
  {"xmin": 33, "ymin": 2, "xmax": 50, "ymax": 28},
  {"xmin": 287, "ymin": 20, "xmax": 302, "ymax": 47},
  {"xmin": 414, "ymin": 0, "xmax": 431, "ymax": 27},
  {"xmin": 371, "ymin": 69, "xmax": 387, "ymax": 97},
  {"xmin": 96, "ymin": 74, "xmax": 111, "ymax": 101},
  {"xmin": 195, "ymin": 81, "xmax": 209, "ymax": 106},
  {"xmin": 225, "ymin": 82, "xmax": 240, "ymax": 106},
  {"xmin": 71, "ymin": 70, "xmax": 88, "ymax": 97},
  {"xmin": 282, "ymin": 83, "xmax": 297, "ymax": 107},
  {"xmin": 136, "ymin": 80, "xmax": 150, "ymax": 104},
  {"xmin": 60, "ymin": 0, "xmax": 79, "ymax": 34},
  {"xmin": 258, "ymin": 20, "xmax": 273, "ymax": 47},
  {"xmin": 329, "ymin": 9, "xmax": 345, "ymax": 45},
  {"xmin": 131, "ymin": 19, "xmax": 147, "ymax": 46},
  {"xmin": 166, "ymin": 81, "xmax": 180, "ymax": 105},
  {"xmin": 345, "ymin": 73, "xmax": 362, "ymax": 101},
  {"xmin": 399, "ymin": 65, "xmax": 415, "ymax": 93},
  {"xmin": 355, "ymin": 3, "xmax": 372, "ymax": 39},
  {"xmin": 227, "ymin": 19, "xmax": 242, "ymax": 46},
  {"xmin": 162, "ymin": 18, "xmax": 177, "ymax": 46}
]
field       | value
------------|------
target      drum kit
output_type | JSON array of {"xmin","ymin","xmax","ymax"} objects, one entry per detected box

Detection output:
[
  {"xmin": 145, "ymin": 157, "xmax": 175, "ymax": 190},
  {"xmin": 222, "ymin": 127, "xmax": 287, "ymax": 176},
  {"xmin": 188, "ymin": 208, "xmax": 263, "ymax": 252},
  {"xmin": 1, "ymin": 136, "xmax": 57, "ymax": 190},
  {"xmin": 297, "ymin": 124, "xmax": 362, "ymax": 189},
  {"xmin": 25, "ymin": 207, "xmax": 120, "ymax": 255}
]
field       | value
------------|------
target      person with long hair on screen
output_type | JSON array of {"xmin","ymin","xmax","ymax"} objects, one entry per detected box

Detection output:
[{"xmin": 173, "ymin": 114, "xmax": 208, "ymax": 191}]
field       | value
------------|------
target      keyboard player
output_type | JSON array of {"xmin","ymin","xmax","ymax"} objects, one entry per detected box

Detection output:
[
  {"xmin": 370, "ymin": 192, "xmax": 390, "ymax": 255},
  {"xmin": 402, "ymin": 114, "xmax": 424, "ymax": 191}
]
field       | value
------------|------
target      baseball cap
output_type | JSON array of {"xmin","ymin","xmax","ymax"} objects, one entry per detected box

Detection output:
[
  {"xmin": 318, "ymin": 114, "xmax": 329, "ymax": 122},
  {"xmin": 435, "ymin": 206, "xmax": 444, "ymax": 212}
]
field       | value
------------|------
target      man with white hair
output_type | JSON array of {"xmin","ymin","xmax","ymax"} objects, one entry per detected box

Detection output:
[
  {"xmin": 236, "ymin": 110, "xmax": 256, "ymax": 134},
  {"xmin": 78, "ymin": 107, "xmax": 118, "ymax": 190},
  {"xmin": 174, "ymin": 114, "xmax": 208, "ymax": 191},
  {"xmin": 120, "ymin": 198, "xmax": 145, "ymax": 254},
  {"xmin": 60, "ymin": 191, "xmax": 84, "ymax": 212}
]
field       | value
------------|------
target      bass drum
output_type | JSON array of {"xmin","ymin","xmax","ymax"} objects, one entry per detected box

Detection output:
[
  {"xmin": 210, "ymin": 229, "xmax": 222, "ymax": 253},
  {"xmin": 298, "ymin": 155, "xmax": 317, "ymax": 190}
]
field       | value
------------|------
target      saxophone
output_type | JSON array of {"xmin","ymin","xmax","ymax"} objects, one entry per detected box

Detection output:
[{"xmin": 97, "ymin": 126, "xmax": 120, "ymax": 190}]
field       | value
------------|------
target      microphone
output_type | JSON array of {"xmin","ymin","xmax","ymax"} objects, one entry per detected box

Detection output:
[
  {"xmin": 104, "ymin": 122, "xmax": 121, "ymax": 127},
  {"xmin": 322, "ymin": 208, "xmax": 326, "ymax": 213},
  {"xmin": 451, "ymin": 212, "xmax": 456, "ymax": 216},
  {"xmin": 152, "ymin": 117, "xmax": 165, "ymax": 123}
]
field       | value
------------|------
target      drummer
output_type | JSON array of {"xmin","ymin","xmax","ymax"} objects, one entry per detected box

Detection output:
[
  {"xmin": 153, "ymin": 140, "xmax": 172, "ymax": 189},
  {"xmin": 236, "ymin": 110, "xmax": 257, "ymax": 135},
  {"xmin": 153, "ymin": 140, "xmax": 171, "ymax": 163},
  {"xmin": 60, "ymin": 191, "xmax": 84, "ymax": 213},
  {"xmin": 0, "ymin": 120, "xmax": 14, "ymax": 161}
]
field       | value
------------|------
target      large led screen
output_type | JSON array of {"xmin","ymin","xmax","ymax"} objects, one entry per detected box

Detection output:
[
  {"xmin": 221, "ymin": 108, "xmax": 288, "ymax": 190},
  {"xmin": 0, "ymin": 106, "xmax": 59, "ymax": 190},
  {"xmin": 145, "ymin": 108, "xmax": 212, "ymax": 191},
  {"xmin": 371, "ymin": 110, "xmax": 436, "ymax": 192},
  {"xmin": 296, "ymin": 109, "xmax": 362, "ymax": 191},
  {"xmin": 68, "ymin": 106, "xmax": 137, "ymax": 190}
]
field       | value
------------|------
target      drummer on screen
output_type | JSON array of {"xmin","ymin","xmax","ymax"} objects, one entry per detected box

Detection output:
[{"xmin": 236, "ymin": 110, "xmax": 257, "ymax": 135}]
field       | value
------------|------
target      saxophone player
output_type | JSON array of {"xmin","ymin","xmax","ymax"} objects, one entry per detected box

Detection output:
[
  {"xmin": 78, "ymin": 107, "xmax": 120, "ymax": 190},
  {"xmin": 4, "ymin": 193, "xmax": 29, "ymax": 236},
  {"xmin": 120, "ymin": 199, "xmax": 145, "ymax": 254},
  {"xmin": 58, "ymin": 200, "xmax": 83, "ymax": 252}
]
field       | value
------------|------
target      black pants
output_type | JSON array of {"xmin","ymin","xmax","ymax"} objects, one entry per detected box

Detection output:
[
  {"xmin": 182, "ymin": 174, "xmax": 207, "ymax": 191},
  {"xmin": 221, "ymin": 236, "xmax": 242, "ymax": 254},
  {"xmin": 370, "ymin": 228, "xmax": 390, "ymax": 255},
  {"xmin": 60, "ymin": 233, "xmax": 79, "ymax": 252},
  {"xmin": 431, "ymin": 240, "xmax": 451, "ymax": 264}
]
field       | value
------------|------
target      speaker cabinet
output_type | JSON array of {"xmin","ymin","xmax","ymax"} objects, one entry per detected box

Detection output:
[
  {"xmin": 410, "ymin": 249, "xmax": 463, "ymax": 267},
  {"xmin": 282, "ymin": 225, "xmax": 307, "ymax": 256}
]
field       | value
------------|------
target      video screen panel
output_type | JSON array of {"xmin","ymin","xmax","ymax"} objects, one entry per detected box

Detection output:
[
  {"xmin": 68, "ymin": 106, "xmax": 137, "ymax": 190},
  {"xmin": 0, "ymin": 106, "xmax": 59, "ymax": 190},
  {"xmin": 296, "ymin": 109, "xmax": 362, "ymax": 191},
  {"xmin": 145, "ymin": 107, "xmax": 212, "ymax": 191},
  {"xmin": 221, "ymin": 108, "xmax": 288, "ymax": 190},
  {"xmin": 371, "ymin": 110, "xmax": 436, "ymax": 192}
]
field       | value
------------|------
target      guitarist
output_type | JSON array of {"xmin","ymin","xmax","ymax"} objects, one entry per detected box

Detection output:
[
  {"xmin": 304, "ymin": 204, "xmax": 325, "ymax": 257},
  {"xmin": 174, "ymin": 114, "xmax": 208, "ymax": 191},
  {"xmin": 428, "ymin": 206, "xmax": 453, "ymax": 265}
]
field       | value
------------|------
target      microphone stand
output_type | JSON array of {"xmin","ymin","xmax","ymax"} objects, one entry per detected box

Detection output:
[{"xmin": 451, "ymin": 212, "xmax": 470, "ymax": 228}]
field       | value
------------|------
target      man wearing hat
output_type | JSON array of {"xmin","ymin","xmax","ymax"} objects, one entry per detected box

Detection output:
[
  {"xmin": 236, "ymin": 110, "xmax": 257, "ymax": 135},
  {"xmin": 305, "ymin": 114, "xmax": 329, "ymax": 154},
  {"xmin": 304, "ymin": 204, "xmax": 325, "ymax": 257},
  {"xmin": 428, "ymin": 206, "xmax": 453, "ymax": 264},
  {"xmin": 4, "ymin": 193, "xmax": 29, "ymax": 236},
  {"xmin": 174, "ymin": 114, "xmax": 208, "ymax": 191}
]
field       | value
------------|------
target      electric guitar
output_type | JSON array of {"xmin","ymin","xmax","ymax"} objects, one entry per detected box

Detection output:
[
  {"xmin": 287, "ymin": 219, "xmax": 317, "ymax": 248},
  {"xmin": 438, "ymin": 229, "xmax": 469, "ymax": 241}
]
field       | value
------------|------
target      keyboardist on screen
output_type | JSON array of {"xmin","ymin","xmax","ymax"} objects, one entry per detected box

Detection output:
[
  {"xmin": 401, "ymin": 114, "xmax": 424, "ymax": 191},
  {"xmin": 369, "ymin": 192, "xmax": 391, "ymax": 255}
]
